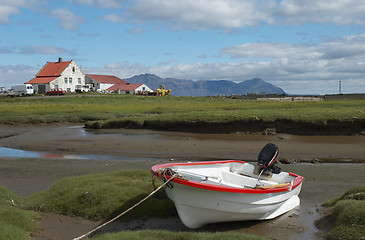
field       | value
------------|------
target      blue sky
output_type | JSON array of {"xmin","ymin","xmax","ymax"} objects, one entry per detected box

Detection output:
[{"xmin": 1, "ymin": 0, "xmax": 365, "ymax": 94}]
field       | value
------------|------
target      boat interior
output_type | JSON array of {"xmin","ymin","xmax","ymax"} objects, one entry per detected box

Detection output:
[{"xmin": 172, "ymin": 161, "xmax": 295, "ymax": 189}]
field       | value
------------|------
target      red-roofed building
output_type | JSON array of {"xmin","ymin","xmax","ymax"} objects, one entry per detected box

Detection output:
[
  {"xmin": 26, "ymin": 58, "xmax": 153, "ymax": 95},
  {"xmin": 105, "ymin": 83, "xmax": 153, "ymax": 94},
  {"xmin": 25, "ymin": 58, "xmax": 85, "ymax": 93},
  {"xmin": 85, "ymin": 74, "xmax": 127, "ymax": 92}
]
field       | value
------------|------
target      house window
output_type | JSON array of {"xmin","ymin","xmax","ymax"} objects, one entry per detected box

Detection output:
[
  {"xmin": 72, "ymin": 67, "xmax": 75, "ymax": 73},
  {"xmin": 55, "ymin": 85, "xmax": 59, "ymax": 88},
  {"xmin": 142, "ymin": 87, "xmax": 145, "ymax": 90},
  {"xmin": 69, "ymin": 77, "xmax": 72, "ymax": 83},
  {"xmin": 64, "ymin": 77, "xmax": 68, "ymax": 83},
  {"xmin": 78, "ymin": 78, "xmax": 81, "ymax": 84},
  {"xmin": 67, "ymin": 88, "xmax": 71, "ymax": 92}
]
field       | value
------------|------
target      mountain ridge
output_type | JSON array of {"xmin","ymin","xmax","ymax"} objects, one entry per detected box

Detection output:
[{"xmin": 125, "ymin": 74, "xmax": 286, "ymax": 96}]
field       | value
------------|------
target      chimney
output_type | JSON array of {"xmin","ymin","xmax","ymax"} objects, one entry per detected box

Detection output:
[{"xmin": 58, "ymin": 57, "xmax": 62, "ymax": 63}]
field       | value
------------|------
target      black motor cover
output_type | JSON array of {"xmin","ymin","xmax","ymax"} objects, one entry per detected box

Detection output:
[{"xmin": 258, "ymin": 143, "xmax": 281, "ymax": 175}]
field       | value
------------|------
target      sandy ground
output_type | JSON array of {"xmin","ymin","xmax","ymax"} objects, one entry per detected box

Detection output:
[{"xmin": 1, "ymin": 125, "xmax": 365, "ymax": 240}]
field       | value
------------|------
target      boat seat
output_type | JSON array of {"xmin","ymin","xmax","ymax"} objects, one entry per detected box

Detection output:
[
  {"xmin": 230, "ymin": 162, "xmax": 255, "ymax": 175},
  {"xmin": 253, "ymin": 168, "xmax": 272, "ymax": 178}
]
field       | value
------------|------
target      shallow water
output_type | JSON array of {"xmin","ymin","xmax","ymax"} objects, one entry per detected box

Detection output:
[{"xmin": 0, "ymin": 146, "xmax": 154, "ymax": 161}]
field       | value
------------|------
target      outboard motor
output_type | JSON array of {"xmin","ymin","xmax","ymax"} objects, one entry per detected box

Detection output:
[{"xmin": 258, "ymin": 143, "xmax": 281, "ymax": 175}]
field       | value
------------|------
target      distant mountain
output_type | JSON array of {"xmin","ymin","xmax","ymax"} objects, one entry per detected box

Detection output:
[{"xmin": 125, "ymin": 74, "xmax": 286, "ymax": 96}]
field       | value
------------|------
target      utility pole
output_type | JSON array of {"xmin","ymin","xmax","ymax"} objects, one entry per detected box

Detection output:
[{"xmin": 339, "ymin": 81, "xmax": 342, "ymax": 95}]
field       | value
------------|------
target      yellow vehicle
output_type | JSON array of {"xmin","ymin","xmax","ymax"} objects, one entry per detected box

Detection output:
[{"xmin": 153, "ymin": 85, "xmax": 171, "ymax": 96}]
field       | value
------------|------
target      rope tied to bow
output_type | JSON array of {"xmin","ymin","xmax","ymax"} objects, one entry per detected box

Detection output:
[{"xmin": 73, "ymin": 169, "xmax": 179, "ymax": 240}]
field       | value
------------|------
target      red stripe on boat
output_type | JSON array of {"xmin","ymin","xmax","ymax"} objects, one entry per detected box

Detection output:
[{"xmin": 151, "ymin": 160, "xmax": 304, "ymax": 194}]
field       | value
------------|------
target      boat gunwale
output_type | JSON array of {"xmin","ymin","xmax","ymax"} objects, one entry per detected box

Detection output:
[{"xmin": 151, "ymin": 160, "xmax": 304, "ymax": 194}]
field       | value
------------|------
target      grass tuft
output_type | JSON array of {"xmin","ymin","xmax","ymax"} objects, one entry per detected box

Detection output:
[
  {"xmin": 24, "ymin": 170, "xmax": 176, "ymax": 221},
  {"xmin": 322, "ymin": 185, "xmax": 365, "ymax": 240},
  {"xmin": 0, "ymin": 186, "xmax": 39, "ymax": 240}
]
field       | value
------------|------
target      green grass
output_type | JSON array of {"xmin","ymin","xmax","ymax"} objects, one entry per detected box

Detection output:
[
  {"xmin": 24, "ymin": 170, "xmax": 176, "ymax": 221},
  {"xmin": 322, "ymin": 185, "xmax": 365, "ymax": 240},
  {"xmin": 92, "ymin": 230, "xmax": 268, "ymax": 240},
  {"xmin": 1, "ymin": 95, "xmax": 365, "ymax": 126},
  {"xmin": 0, "ymin": 186, "xmax": 39, "ymax": 240}
]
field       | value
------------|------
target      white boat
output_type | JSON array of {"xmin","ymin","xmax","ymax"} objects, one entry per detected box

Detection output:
[{"xmin": 151, "ymin": 143, "xmax": 304, "ymax": 229}]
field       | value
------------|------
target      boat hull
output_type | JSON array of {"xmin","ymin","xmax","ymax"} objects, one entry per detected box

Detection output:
[
  {"xmin": 166, "ymin": 181, "xmax": 302, "ymax": 228},
  {"xmin": 151, "ymin": 160, "xmax": 304, "ymax": 229}
]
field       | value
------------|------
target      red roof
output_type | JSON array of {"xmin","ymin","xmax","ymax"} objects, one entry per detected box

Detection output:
[
  {"xmin": 26, "ymin": 76, "xmax": 58, "ymax": 84},
  {"xmin": 25, "ymin": 60, "xmax": 71, "ymax": 84},
  {"xmin": 86, "ymin": 74, "xmax": 127, "ymax": 84},
  {"xmin": 106, "ymin": 83, "xmax": 143, "ymax": 92},
  {"xmin": 37, "ymin": 61, "xmax": 71, "ymax": 77}
]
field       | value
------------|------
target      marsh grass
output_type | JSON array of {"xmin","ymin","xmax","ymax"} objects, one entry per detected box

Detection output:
[
  {"xmin": 1, "ymin": 95, "xmax": 365, "ymax": 126},
  {"xmin": 92, "ymin": 230, "xmax": 268, "ymax": 240},
  {"xmin": 0, "ymin": 186, "xmax": 39, "ymax": 240},
  {"xmin": 322, "ymin": 185, "xmax": 365, "ymax": 240},
  {"xmin": 24, "ymin": 170, "xmax": 176, "ymax": 221}
]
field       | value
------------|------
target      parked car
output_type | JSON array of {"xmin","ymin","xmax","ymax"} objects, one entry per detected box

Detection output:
[
  {"xmin": 46, "ymin": 88, "xmax": 66, "ymax": 95},
  {"xmin": 0, "ymin": 90, "xmax": 16, "ymax": 97},
  {"xmin": 75, "ymin": 85, "xmax": 91, "ymax": 93}
]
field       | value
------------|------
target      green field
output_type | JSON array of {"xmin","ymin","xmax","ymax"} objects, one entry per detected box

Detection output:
[{"xmin": 1, "ymin": 94, "xmax": 364, "ymax": 134}]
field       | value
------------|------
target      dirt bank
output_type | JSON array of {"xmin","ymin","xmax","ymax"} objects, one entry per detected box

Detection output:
[{"xmin": 87, "ymin": 118, "xmax": 365, "ymax": 136}]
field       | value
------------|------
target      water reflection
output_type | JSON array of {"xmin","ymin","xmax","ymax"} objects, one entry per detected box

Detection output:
[{"xmin": 0, "ymin": 147, "xmax": 142, "ymax": 161}]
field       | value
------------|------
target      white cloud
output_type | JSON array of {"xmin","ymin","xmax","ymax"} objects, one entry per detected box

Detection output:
[
  {"xmin": 20, "ymin": 45, "xmax": 72, "ymax": 55},
  {"xmin": 50, "ymin": 8, "xmax": 85, "ymax": 31},
  {"xmin": 70, "ymin": 0, "xmax": 123, "ymax": 8},
  {"xmin": 0, "ymin": 65, "xmax": 38, "ymax": 88},
  {"xmin": 0, "ymin": 0, "xmax": 27, "ymax": 23},
  {"xmin": 276, "ymin": 0, "xmax": 365, "ymax": 25},
  {"xmin": 102, "ymin": 14, "xmax": 125, "ymax": 23},
  {"xmin": 221, "ymin": 34, "xmax": 365, "ymax": 61},
  {"xmin": 129, "ymin": 0, "xmax": 272, "ymax": 29},
  {"xmin": 120, "ymin": 0, "xmax": 365, "ymax": 30}
]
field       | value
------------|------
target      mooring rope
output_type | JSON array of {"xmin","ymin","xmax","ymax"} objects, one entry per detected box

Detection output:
[{"xmin": 73, "ymin": 172, "xmax": 179, "ymax": 240}]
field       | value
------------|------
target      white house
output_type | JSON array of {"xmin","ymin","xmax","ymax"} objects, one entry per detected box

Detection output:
[
  {"xmin": 26, "ymin": 58, "xmax": 153, "ymax": 95},
  {"xmin": 106, "ymin": 83, "xmax": 153, "ymax": 95},
  {"xmin": 26, "ymin": 58, "xmax": 85, "ymax": 93}
]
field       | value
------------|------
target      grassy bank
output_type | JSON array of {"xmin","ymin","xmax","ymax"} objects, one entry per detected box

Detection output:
[
  {"xmin": 1, "ymin": 95, "xmax": 365, "ymax": 134},
  {"xmin": 24, "ymin": 170, "xmax": 176, "ymax": 221},
  {"xmin": 321, "ymin": 185, "xmax": 365, "ymax": 240},
  {"xmin": 0, "ymin": 186, "xmax": 39, "ymax": 240}
]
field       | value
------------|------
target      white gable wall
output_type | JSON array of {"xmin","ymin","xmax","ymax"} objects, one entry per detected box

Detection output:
[
  {"xmin": 136, "ymin": 84, "xmax": 153, "ymax": 93},
  {"xmin": 118, "ymin": 84, "xmax": 154, "ymax": 94},
  {"xmin": 50, "ymin": 61, "xmax": 85, "ymax": 92},
  {"xmin": 100, "ymin": 83, "xmax": 114, "ymax": 92}
]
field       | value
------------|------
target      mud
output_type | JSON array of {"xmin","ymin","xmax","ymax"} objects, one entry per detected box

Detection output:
[{"xmin": 0, "ymin": 125, "xmax": 364, "ymax": 240}]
